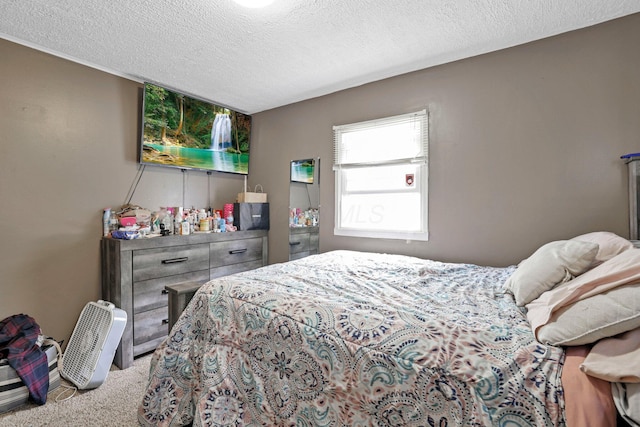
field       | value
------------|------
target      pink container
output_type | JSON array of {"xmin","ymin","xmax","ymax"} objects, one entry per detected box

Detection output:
[{"xmin": 119, "ymin": 217, "xmax": 137, "ymax": 227}]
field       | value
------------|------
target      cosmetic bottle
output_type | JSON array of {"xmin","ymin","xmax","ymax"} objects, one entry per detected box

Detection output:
[{"xmin": 103, "ymin": 208, "xmax": 111, "ymax": 237}]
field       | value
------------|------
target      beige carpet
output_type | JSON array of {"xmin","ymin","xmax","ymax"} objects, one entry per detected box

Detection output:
[{"xmin": 0, "ymin": 354, "xmax": 151, "ymax": 426}]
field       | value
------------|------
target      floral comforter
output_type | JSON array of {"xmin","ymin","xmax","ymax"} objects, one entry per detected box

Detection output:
[{"xmin": 138, "ymin": 250, "xmax": 566, "ymax": 426}]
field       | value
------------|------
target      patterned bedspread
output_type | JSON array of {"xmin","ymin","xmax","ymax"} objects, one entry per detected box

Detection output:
[{"xmin": 138, "ymin": 250, "xmax": 566, "ymax": 426}]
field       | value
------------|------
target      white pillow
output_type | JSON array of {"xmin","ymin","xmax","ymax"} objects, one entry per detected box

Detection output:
[
  {"xmin": 526, "ymin": 248, "xmax": 640, "ymax": 335},
  {"xmin": 580, "ymin": 327, "xmax": 640, "ymax": 382},
  {"xmin": 504, "ymin": 240, "xmax": 598, "ymax": 306},
  {"xmin": 571, "ymin": 231, "xmax": 633, "ymax": 267},
  {"xmin": 536, "ymin": 281, "xmax": 640, "ymax": 346}
]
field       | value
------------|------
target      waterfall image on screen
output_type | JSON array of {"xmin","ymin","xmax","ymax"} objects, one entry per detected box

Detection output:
[
  {"xmin": 211, "ymin": 114, "xmax": 232, "ymax": 151},
  {"xmin": 291, "ymin": 159, "xmax": 315, "ymax": 184},
  {"xmin": 140, "ymin": 83, "xmax": 251, "ymax": 175}
]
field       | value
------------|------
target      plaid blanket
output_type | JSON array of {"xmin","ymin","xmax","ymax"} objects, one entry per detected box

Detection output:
[{"xmin": 0, "ymin": 314, "xmax": 49, "ymax": 404}]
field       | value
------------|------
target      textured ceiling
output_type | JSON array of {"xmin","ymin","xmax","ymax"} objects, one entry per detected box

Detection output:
[{"xmin": 1, "ymin": 1, "xmax": 639, "ymax": 114}]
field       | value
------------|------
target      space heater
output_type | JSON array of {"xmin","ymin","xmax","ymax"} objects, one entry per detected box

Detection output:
[{"xmin": 61, "ymin": 300, "xmax": 127, "ymax": 389}]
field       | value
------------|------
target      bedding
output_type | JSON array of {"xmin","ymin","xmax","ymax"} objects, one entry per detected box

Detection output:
[
  {"xmin": 503, "ymin": 240, "xmax": 598, "ymax": 306},
  {"xmin": 535, "ymin": 281, "xmax": 640, "ymax": 346},
  {"xmin": 570, "ymin": 231, "xmax": 634, "ymax": 267},
  {"xmin": 613, "ymin": 382, "xmax": 640, "ymax": 427},
  {"xmin": 580, "ymin": 327, "xmax": 640, "ymax": 383},
  {"xmin": 526, "ymin": 248, "xmax": 640, "ymax": 345},
  {"xmin": 561, "ymin": 346, "xmax": 617, "ymax": 427},
  {"xmin": 504, "ymin": 233, "xmax": 640, "ymax": 426},
  {"xmin": 139, "ymin": 250, "xmax": 570, "ymax": 426}
]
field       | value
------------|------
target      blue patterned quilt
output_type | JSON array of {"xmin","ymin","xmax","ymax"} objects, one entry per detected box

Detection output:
[{"xmin": 138, "ymin": 250, "xmax": 566, "ymax": 426}]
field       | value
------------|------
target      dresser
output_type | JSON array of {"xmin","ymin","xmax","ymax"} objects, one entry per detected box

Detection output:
[
  {"xmin": 289, "ymin": 226, "xmax": 319, "ymax": 260},
  {"xmin": 626, "ymin": 155, "xmax": 640, "ymax": 240},
  {"xmin": 101, "ymin": 230, "xmax": 268, "ymax": 369}
]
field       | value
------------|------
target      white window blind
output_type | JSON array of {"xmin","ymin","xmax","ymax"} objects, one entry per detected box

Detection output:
[{"xmin": 333, "ymin": 110, "xmax": 428, "ymax": 241}]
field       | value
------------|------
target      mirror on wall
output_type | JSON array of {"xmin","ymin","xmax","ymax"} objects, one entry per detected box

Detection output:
[{"xmin": 289, "ymin": 158, "xmax": 320, "ymax": 260}]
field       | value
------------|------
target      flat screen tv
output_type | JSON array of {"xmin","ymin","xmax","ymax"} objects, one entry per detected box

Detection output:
[
  {"xmin": 139, "ymin": 82, "xmax": 251, "ymax": 175},
  {"xmin": 290, "ymin": 159, "xmax": 315, "ymax": 184}
]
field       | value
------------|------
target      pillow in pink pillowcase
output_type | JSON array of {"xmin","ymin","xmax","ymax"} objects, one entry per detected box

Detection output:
[
  {"xmin": 580, "ymin": 327, "xmax": 640, "ymax": 383},
  {"xmin": 571, "ymin": 231, "xmax": 633, "ymax": 267},
  {"xmin": 563, "ymin": 346, "xmax": 617, "ymax": 427}
]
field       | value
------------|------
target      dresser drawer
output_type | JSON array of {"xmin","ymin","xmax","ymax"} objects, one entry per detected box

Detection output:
[
  {"xmin": 133, "ymin": 270, "xmax": 210, "ymax": 314},
  {"xmin": 309, "ymin": 233, "xmax": 319, "ymax": 253},
  {"xmin": 211, "ymin": 259, "xmax": 264, "ymax": 279},
  {"xmin": 210, "ymin": 238, "xmax": 263, "ymax": 268},
  {"xmin": 133, "ymin": 306, "xmax": 169, "ymax": 347},
  {"xmin": 132, "ymin": 244, "xmax": 209, "ymax": 282},
  {"xmin": 290, "ymin": 251, "xmax": 312, "ymax": 261},
  {"xmin": 289, "ymin": 233, "xmax": 310, "ymax": 254},
  {"xmin": 134, "ymin": 336, "xmax": 166, "ymax": 357}
]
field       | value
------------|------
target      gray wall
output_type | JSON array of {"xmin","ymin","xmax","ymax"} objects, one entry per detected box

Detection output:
[
  {"xmin": 250, "ymin": 13, "xmax": 640, "ymax": 266},
  {"xmin": 0, "ymin": 38, "xmax": 246, "ymax": 343},
  {"xmin": 1, "ymin": 13, "xmax": 639, "ymax": 345}
]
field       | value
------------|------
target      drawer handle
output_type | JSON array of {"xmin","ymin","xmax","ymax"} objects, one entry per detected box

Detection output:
[
  {"xmin": 162, "ymin": 257, "xmax": 188, "ymax": 264},
  {"xmin": 162, "ymin": 319, "xmax": 169, "ymax": 325},
  {"xmin": 229, "ymin": 249, "xmax": 247, "ymax": 254},
  {"xmin": 289, "ymin": 242, "xmax": 301, "ymax": 246}
]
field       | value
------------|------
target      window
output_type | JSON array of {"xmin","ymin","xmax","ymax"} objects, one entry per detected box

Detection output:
[{"xmin": 333, "ymin": 110, "xmax": 428, "ymax": 241}]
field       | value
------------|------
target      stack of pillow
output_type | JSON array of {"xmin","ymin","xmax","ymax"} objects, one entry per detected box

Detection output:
[{"xmin": 504, "ymin": 231, "xmax": 640, "ymax": 382}]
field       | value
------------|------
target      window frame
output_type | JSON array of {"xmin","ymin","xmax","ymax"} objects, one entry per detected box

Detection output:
[{"xmin": 333, "ymin": 109, "xmax": 429, "ymax": 241}]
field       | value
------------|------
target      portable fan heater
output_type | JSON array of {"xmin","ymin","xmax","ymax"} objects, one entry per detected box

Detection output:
[{"xmin": 61, "ymin": 300, "xmax": 127, "ymax": 389}]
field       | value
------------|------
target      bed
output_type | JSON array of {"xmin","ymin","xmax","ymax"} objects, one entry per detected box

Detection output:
[{"xmin": 138, "ymin": 232, "xmax": 640, "ymax": 426}]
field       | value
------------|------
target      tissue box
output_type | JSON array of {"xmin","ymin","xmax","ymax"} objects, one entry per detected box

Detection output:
[
  {"xmin": 237, "ymin": 192, "xmax": 267, "ymax": 203},
  {"xmin": 233, "ymin": 203, "xmax": 270, "ymax": 230},
  {"xmin": 0, "ymin": 345, "xmax": 61, "ymax": 413}
]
